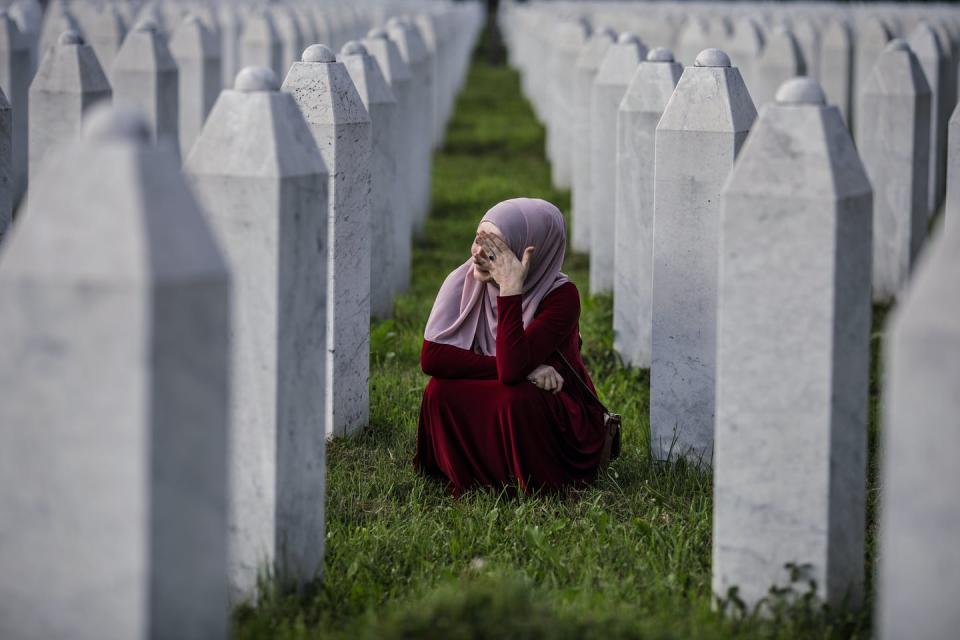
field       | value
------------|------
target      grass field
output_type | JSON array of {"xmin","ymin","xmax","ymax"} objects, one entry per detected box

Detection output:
[{"xmin": 233, "ymin": 37, "xmax": 883, "ymax": 640}]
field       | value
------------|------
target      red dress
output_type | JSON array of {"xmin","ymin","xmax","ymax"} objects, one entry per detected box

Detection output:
[{"xmin": 414, "ymin": 282, "xmax": 607, "ymax": 495}]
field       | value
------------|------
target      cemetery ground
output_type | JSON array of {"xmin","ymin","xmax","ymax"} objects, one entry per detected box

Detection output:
[{"xmin": 234, "ymin": 41, "xmax": 885, "ymax": 640}]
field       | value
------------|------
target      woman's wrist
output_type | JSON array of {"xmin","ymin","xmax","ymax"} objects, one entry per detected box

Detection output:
[{"xmin": 498, "ymin": 282, "xmax": 523, "ymax": 297}]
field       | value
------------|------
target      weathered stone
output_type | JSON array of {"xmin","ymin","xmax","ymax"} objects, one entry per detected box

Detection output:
[
  {"xmin": 340, "ymin": 40, "xmax": 398, "ymax": 318},
  {"xmin": 859, "ymin": 39, "xmax": 930, "ymax": 302},
  {"xmin": 76, "ymin": 3, "xmax": 125, "ymax": 73},
  {"xmin": 854, "ymin": 17, "xmax": 892, "ymax": 141},
  {"xmin": 752, "ymin": 26, "xmax": 805, "ymax": 106},
  {"xmin": 714, "ymin": 77, "xmax": 872, "ymax": 610},
  {"xmin": 171, "ymin": 14, "xmax": 222, "ymax": 158},
  {"xmin": 0, "ymin": 104, "xmax": 229, "ymax": 640},
  {"xmin": 613, "ymin": 47, "xmax": 681, "ymax": 369},
  {"xmin": 791, "ymin": 17, "xmax": 820, "ymax": 80},
  {"xmin": 111, "ymin": 20, "xmax": 179, "ymax": 157},
  {"xmin": 363, "ymin": 27, "xmax": 414, "ymax": 296},
  {"xmin": 0, "ymin": 10, "xmax": 29, "ymax": 204},
  {"xmin": 28, "ymin": 30, "xmax": 111, "ymax": 195},
  {"xmin": 650, "ymin": 48, "xmax": 756, "ymax": 463},
  {"xmin": 282, "ymin": 45, "xmax": 372, "ymax": 438},
  {"xmin": 184, "ymin": 66, "xmax": 327, "ymax": 601},
  {"xmin": 876, "ymin": 219, "xmax": 960, "ymax": 640},
  {"xmin": 240, "ymin": 9, "xmax": 282, "ymax": 81},
  {"xmin": 819, "ymin": 18, "xmax": 854, "ymax": 126},
  {"xmin": 908, "ymin": 22, "xmax": 948, "ymax": 217},
  {"xmin": 571, "ymin": 28, "xmax": 615, "ymax": 253},
  {"xmin": 38, "ymin": 0, "xmax": 81, "ymax": 62},
  {"xmin": 948, "ymin": 104, "xmax": 959, "ymax": 223},
  {"xmin": 589, "ymin": 32, "xmax": 645, "ymax": 294}
]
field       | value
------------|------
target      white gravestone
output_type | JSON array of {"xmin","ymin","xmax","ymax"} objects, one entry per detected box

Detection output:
[
  {"xmin": 0, "ymin": 11, "xmax": 29, "ymax": 204},
  {"xmin": 363, "ymin": 27, "xmax": 414, "ymax": 296},
  {"xmin": 340, "ymin": 40, "xmax": 398, "ymax": 319},
  {"xmin": 876, "ymin": 220, "xmax": 960, "ymax": 640},
  {"xmin": 240, "ymin": 9, "xmax": 283, "ymax": 81},
  {"xmin": 571, "ymin": 28, "xmax": 614, "ymax": 254},
  {"xmin": 171, "ymin": 14, "xmax": 222, "ymax": 158},
  {"xmin": 908, "ymin": 22, "xmax": 948, "ymax": 217},
  {"xmin": 819, "ymin": 18, "xmax": 854, "ymax": 127},
  {"xmin": 0, "ymin": 87, "xmax": 8, "ymax": 235},
  {"xmin": 948, "ymin": 104, "xmax": 959, "ymax": 224},
  {"xmin": 78, "ymin": 3, "xmax": 125, "ymax": 73},
  {"xmin": 613, "ymin": 47, "xmax": 682, "ymax": 369},
  {"xmin": 752, "ymin": 26, "xmax": 805, "ymax": 106},
  {"xmin": 714, "ymin": 78, "xmax": 872, "ymax": 610},
  {"xmin": 589, "ymin": 32, "xmax": 645, "ymax": 294},
  {"xmin": 0, "ymin": 105, "xmax": 230, "ymax": 640},
  {"xmin": 218, "ymin": 2, "xmax": 243, "ymax": 89},
  {"xmin": 283, "ymin": 45, "xmax": 372, "ymax": 438},
  {"xmin": 854, "ymin": 17, "xmax": 892, "ymax": 143},
  {"xmin": 185, "ymin": 66, "xmax": 328, "ymax": 601},
  {"xmin": 111, "ymin": 20, "xmax": 179, "ymax": 157},
  {"xmin": 650, "ymin": 48, "xmax": 756, "ymax": 464},
  {"xmin": 28, "ymin": 30, "xmax": 111, "ymax": 197},
  {"xmin": 859, "ymin": 39, "xmax": 931, "ymax": 303},
  {"xmin": 726, "ymin": 17, "xmax": 764, "ymax": 96},
  {"xmin": 271, "ymin": 5, "xmax": 305, "ymax": 72},
  {"xmin": 548, "ymin": 19, "xmax": 589, "ymax": 190}
]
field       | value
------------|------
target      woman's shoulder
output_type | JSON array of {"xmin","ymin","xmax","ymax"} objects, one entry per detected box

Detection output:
[{"xmin": 540, "ymin": 281, "xmax": 580, "ymax": 311}]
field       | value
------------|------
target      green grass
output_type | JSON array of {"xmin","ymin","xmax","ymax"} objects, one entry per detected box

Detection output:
[{"xmin": 233, "ymin": 36, "xmax": 883, "ymax": 640}]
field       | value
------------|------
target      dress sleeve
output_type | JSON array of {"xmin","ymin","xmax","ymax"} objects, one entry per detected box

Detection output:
[
  {"xmin": 420, "ymin": 340, "xmax": 498, "ymax": 379},
  {"xmin": 496, "ymin": 283, "xmax": 580, "ymax": 384}
]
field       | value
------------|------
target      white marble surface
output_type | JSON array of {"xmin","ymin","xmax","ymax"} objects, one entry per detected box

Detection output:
[
  {"xmin": 0, "ymin": 11, "xmax": 30, "ymax": 204},
  {"xmin": 240, "ymin": 9, "xmax": 283, "ymax": 81},
  {"xmin": 170, "ymin": 15, "xmax": 222, "ymax": 159},
  {"xmin": 752, "ymin": 27, "xmax": 804, "ymax": 106},
  {"xmin": 907, "ymin": 22, "xmax": 947, "ymax": 217},
  {"xmin": 818, "ymin": 18, "xmax": 853, "ymax": 126},
  {"xmin": 948, "ymin": 104, "xmax": 959, "ymax": 225}
]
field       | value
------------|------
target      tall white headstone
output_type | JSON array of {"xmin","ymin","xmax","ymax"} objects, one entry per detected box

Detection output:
[
  {"xmin": 613, "ymin": 47, "xmax": 682, "ymax": 369},
  {"xmin": 549, "ymin": 19, "xmax": 590, "ymax": 190},
  {"xmin": 0, "ymin": 11, "xmax": 29, "ymax": 204},
  {"xmin": 859, "ymin": 39, "xmax": 931, "ymax": 302},
  {"xmin": 908, "ymin": 22, "xmax": 948, "ymax": 217},
  {"xmin": 171, "ymin": 14, "xmax": 222, "ymax": 158},
  {"xmin": 752, "ymin": 26, "xmax": 805, "ymax": 106},
  {"xmin": 726, "ymin": 17, "xmax": 764, "ymax": 95},
  {"xmin": 819, "ymin": 18, "xmax": 854, "ymax": 126},
  {"xmin": 714, "ymin": 77, "xmax": 872, "ymax": 610},
  {"xmin": 282, "ymin": 45, "xmax": 372, "ymax": 438},
  {"xmin": 0, "ymin": 105, "xmax": 229, "ymax": 640},
  {"xmin": 948, "ymin": 104, "xmax": 959, "ymax": 223},
  {"xmin": 240, "ymin": 9, "xmax": 282, "ymax": 80},
  {"xmin": 854, "ymin": 17, "xmax": 892, "ymax": 142},
  {"xmin": 650, "ymin": 48, "xmax": 756, "ymax": 463}
]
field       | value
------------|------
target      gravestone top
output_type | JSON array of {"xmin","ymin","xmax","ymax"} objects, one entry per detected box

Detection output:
[
  {"xmin": 886, "ymin": 39, "xmax": 909, "ymax": 53},
  {"xmin": 134, "ymin": 18, "xmax": 158, "ymax": 33},
  {"xmin": 302, "ymin": 44, "xmax": 335, "ymax": 63},
  {"xmin": 775, "ymin": 77, "xmax": 826, "ymax": 105},
  {"xmin": 58, "ymin": 29, "xmax": 82, "ymax": 45},
  {"xmin": 181, "ymin": 14, "xmax": 202, "ymax": 27},
  {"xmin": 618, "ymin": 32, "xmax": 641, "ymax": 46},
  {"xmin": 83, "ymin": 104, "xmax": 150, "ymax": 142},
  {"xmin": 367, "ymin": 28, "xmax": 387, "ymax": 40},
  {"xmin": 597, "ymin": 27, "xmax": 616, "ymax": 40},
  {"xmin": 235, "ymin": 66, "xmax": 278, "ymax": 92},
  {"xmin": 647, "ymin": 47, "xmax": 674, "ymax": 63},
  {"xmin": 696, "ymin": 48, "xmax": 731, "ymax": 67},
  {"xmin": 341, "ymin": 41, "xmax": 367, "ymax": 57}
]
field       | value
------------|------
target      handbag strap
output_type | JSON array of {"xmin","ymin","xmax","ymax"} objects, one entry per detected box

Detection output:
[{"xmin": 553, "ymin": 349, "xmax": 610, "ymax": 415}]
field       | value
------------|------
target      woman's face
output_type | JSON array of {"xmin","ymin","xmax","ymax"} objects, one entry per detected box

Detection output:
[{"xmin": 471, "ymin": 221, "xmax": 504, "ymax": 284}]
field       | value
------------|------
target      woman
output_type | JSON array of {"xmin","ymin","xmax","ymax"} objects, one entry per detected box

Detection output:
[{"xmin": 414, "ymin": 197, "xmax": 607, "ymax": 495}]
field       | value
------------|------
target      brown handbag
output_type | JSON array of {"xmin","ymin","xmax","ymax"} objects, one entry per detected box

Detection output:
[{"xmin": 554, "ymin": 350, "xmax": 622, "ymax": 468}]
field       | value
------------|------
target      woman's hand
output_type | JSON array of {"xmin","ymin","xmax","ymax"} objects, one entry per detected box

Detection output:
[
  {"xmin": 527, "ymin": 364, "xmax": 564, "ymax": 394},
  {"xmin": 474, "ymin": 230, "xmax": 534, "ymax": 296}
]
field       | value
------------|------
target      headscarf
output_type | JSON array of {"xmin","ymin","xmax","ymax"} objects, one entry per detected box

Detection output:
[{"xmin": 423, "ymin": 198, "xmax": 570, "ymax": 355}]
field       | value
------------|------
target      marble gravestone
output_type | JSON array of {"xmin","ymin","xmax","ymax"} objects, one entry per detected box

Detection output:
[
  {"xmin": 907, "ymin": 22, "xmax": 948, "ymax": 217},
  {"xmin": 859, "ymin": 39, "xmax": 930, "ymax": 303},
  {"xmin": 8, "ymin": 0, "xmax": 41, "ymax": 78},
  {"xmin": 0, "ymin": 105, "xmax": 229, "ymax": 640},
  {"xmin": 791, "ymin": 18, "xmax": 820, "ymax": 80},
  {"xmin": 78, "ymin": 2, "xmax": 125, "ymax": 73},
  {"xmin": 0, "ymin": 10, "xmax": 29, "ymax": 204},
  {"xmin": 853, "ymin": 17, "xmax": 892, "ymax": 142},
  {"xmin": 111, "ymin": 20, "xmax": 179, "ymax": 157},
  {"xmin": 271, "ymin": 4, "xmax": 305, "ymax": 72},
  {"xmin": 0, "ymin": 87, "xmax": 8, "ymax": 235},
  {"xmin": 752, "ymin": 26, "xmax": 805, "ymax": 106},
  {"xmin": 28, "ymin": 30, "xmax": 111, "ymax": 196},
  {"xmin": 819, "ymin": 18, "xmax": 854, "ymax": 126},
  {"xmin": 589, "ymin": 32, "xmax": 645, "ymax": 294},
  {"xmin": 171, "ymin": 14, "xmax": 222, "ymax": 158},
  {"xmin": 876, "ymin": 219, "xmax": 960, "ymax": 640},
  {"xmin": 240, "ymin": 9, "xmax": 283, "ymax": 81},
  {"xmin": 548, "ymin": 19, "xmax": 590, "ymax": 190},
  {"xmin": 363, "ymin": 27, "xmax": 414, "ymax": 296},
  {"xmin": 714, "ymin": 78, "xmax": 872, "ymax": 610},
  {"xmin": 949, "ymin": 104, "xmax": 959, "ymax": 223},
  {"xmin": 282, "ymin": 45, "xmax": 372, "ymax": 438},
  {"xmin": 218, "ymin": 2, "xmax": 243, "ymax": 89},
  {"xmin": 571, "ymin": 27, "xmax": 615, "ymax": 254},
  {"xmin": 725, "ymin": 17, "xmax": 764, "ymax": 96},
  {"xmin": 340, "ymin": 40, "xmax": 398, "ymax": 319},
  {"xmin": 185, "ymin": 66, "xmax": 328, "ymax": 601},
  {"xmin": 650, "ymin": 48, "xmax": 756, "ymax": 464},
  {"xmin": 675, "ymin": 17, "xmax": 711, "ymax": 67},
  {"xmin": 613, "ymin": 47, "xmax": 682, "ymax": 369}
]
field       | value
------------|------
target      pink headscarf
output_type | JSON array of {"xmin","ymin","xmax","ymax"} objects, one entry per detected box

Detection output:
[{"xmin": 424, "ymin": 198, "xmax": 570, "ymax": 355}]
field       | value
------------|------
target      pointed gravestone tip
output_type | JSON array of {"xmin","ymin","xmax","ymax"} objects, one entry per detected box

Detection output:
[
  {"xmin": 647, "ymin": 47, "xmax": 675, "ymax": 63},
  {"xmin": 234, "ymin": 66, "xmax": 278, "ymax": 92},
  {"xmin": 134, "ymin": 18, "xmax": 159, "ymax": 33},
  {"xmin": 83, "ymin": 104, "xmax": 151, "ymax": 143},
  {"xmin": 617, "ymin": 32, "xmax": 641, "ymax": 45},
  {"xmin": 598, "ymin": 27, "xmax": 617, "ymax": 40},
  {"xmin": 386, "ymin": 16, "xmax": 402, "ymax": 29},
  {"xmin": 58, "ymin": 29, "xmax": 83, "ymax": 45},
  {"xmin": 695, "ymin": 48, "xmax": 731, "ymax": 67},
  {"xmin": 775, "ymin": 77, "xmax": 827, "ymax": 105},
  {"xmin": 367, "ymin": 27, "xmax": 387, "ymax": 40},
  {"xmin": 885, "ymin": 39, "xmax": 910, "ymax": 53},
  {"xmin": 341, "ymin": 40, "xmax": 367, "ymax": 57},
  {"xmin": 302, "ymin": 44, "xmax": 335, "ymax": 63}
]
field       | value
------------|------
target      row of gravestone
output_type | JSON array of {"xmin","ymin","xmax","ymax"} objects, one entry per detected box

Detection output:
[
  {"xmin": 502, "ymin": 2, "xmax": 960, "ymax": 637},
  {"xmin": 0, "ymin": 1, "xmax": 485, "ymax": 638}
]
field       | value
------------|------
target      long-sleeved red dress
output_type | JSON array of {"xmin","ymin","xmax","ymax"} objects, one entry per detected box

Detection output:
[{"xmin": 414, "ymin": 282, "xmax": 607, "ymax": 495}]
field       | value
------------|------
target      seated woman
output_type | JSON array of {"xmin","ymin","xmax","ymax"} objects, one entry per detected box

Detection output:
[{"xmin": 414, "ymin": 197, "xmax": 607, "ymax": 495}]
